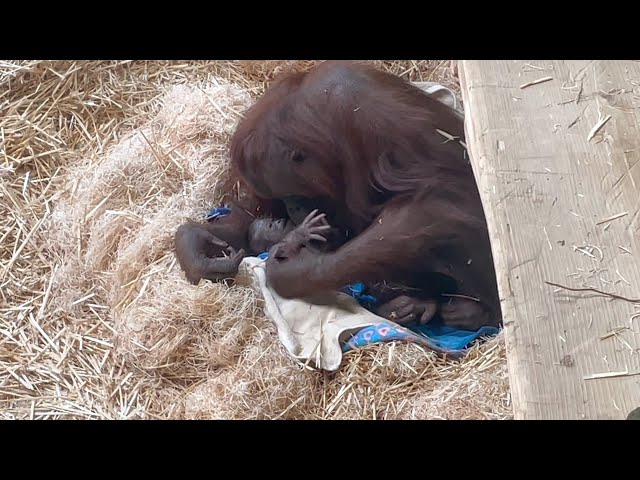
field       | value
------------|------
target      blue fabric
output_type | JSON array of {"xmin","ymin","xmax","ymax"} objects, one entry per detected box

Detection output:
[
  {"xmin": 340, "ymin": 282, "xmax": 379, "ymax": 309},
  {"xmin": 206, "ymin": 207, "xmax": 231, "ymax": 220},
  {"xmin": 340, "ymin": 321, "xmax": 499, "ymax": 356},
  {"xmin": 340, "ymin": 283, "xmax": 499, "ymax": 353},
  {"xmin": 209, "ymin": 207, "xmax": 499, "ymax": 355},
  {"xmin": 343, "ymin": 321, "xmax": 440, "ymax": 353},
  {"xmin": 410, "ymin": 323, "xmax": 499, "ymax": 351}
]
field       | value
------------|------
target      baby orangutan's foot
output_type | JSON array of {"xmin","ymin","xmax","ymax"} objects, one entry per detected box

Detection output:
[
  {"xmin": 272, "ymin": 209, "xmax": 331, "ymax": 261},
  {"xmin": 290, "ymin": 209, "xmax": 331, "ymax": 244}
]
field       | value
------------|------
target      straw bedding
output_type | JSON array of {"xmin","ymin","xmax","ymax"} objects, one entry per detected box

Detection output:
[{"xmin": 0, "ymin": 60, "xmax": 511, "ymax": 419}]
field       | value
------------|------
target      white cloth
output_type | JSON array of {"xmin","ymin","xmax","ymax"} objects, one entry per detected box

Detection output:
[
  {"xmin": 413, "ymin": 81, "xmax": 461, "ymax": 112},
  {"xmin": 233, "ymin": 82, "xmax": 464, "ymax": 371},
  {"xmin": 235, "ymin": 257, "xmax": 384, "ymax": 371}
]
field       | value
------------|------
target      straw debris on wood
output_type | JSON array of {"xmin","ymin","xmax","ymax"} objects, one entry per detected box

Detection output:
[{"xmin": 0, "ymin": 60, "xmax": 510, "ymax": 419}]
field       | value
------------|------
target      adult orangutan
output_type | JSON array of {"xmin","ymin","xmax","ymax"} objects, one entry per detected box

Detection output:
[{"xmin": 177, "ymin": 60, "xmax": 502, "ymax": 331}]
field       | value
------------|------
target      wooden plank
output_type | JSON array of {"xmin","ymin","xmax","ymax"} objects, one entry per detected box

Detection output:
[{"xmin": 458, "ymin": 60, "xmax": 640, "ymax": 420}]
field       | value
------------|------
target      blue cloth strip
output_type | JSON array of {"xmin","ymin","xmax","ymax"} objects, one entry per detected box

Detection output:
[{"xmin": 206, "ymin": 207, "xmax": 231, "ymax": 220}]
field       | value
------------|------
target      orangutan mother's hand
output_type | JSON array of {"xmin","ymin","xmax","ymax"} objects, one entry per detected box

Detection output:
[{"xmin": 265, "ymin": 243, "xmax": 332, "ymax": 298}]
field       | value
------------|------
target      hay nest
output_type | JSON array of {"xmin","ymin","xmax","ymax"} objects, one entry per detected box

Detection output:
[{"xmin": 0, "ymin": 60, "xmax": 511, "ymax": 419}]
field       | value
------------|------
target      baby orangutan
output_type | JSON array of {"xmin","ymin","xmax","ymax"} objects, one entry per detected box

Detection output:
[
  {"xmin": 177, "ymin": 209, "xmax": 437, "ymax": 327},
  {"xmin": 174, "ymin": 210, "xmax": 330, "ymax": 285}
]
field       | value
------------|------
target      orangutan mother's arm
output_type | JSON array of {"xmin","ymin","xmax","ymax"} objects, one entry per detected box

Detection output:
[{"xmin": 265, "ymin": 199, "xmax": 437, "ymax": 297}]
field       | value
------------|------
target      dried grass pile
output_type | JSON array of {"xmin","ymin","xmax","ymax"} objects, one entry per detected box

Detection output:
[{"xmin": 0, "ymin": 60, "xmax": 511, "ymax": 419}]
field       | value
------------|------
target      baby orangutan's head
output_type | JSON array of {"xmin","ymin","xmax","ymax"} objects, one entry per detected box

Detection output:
[{"xmin": 248, "ymin": 218, "xmax": 295, "ymax": 254}]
